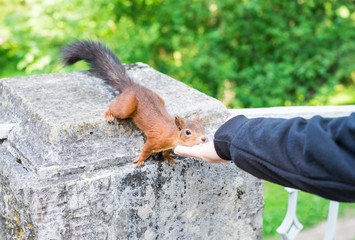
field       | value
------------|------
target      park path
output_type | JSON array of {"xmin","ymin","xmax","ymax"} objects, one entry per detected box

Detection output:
[{"xmin": 295, "ymin": 216, "xmax": 355, "ymax": 240}]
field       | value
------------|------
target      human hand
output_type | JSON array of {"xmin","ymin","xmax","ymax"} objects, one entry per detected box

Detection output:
[{"xmin": 174, "ymin": 141, "xmax": 229, "ymax": 164}]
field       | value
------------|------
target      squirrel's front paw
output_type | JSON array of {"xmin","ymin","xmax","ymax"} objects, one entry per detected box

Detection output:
[
  {"xmin": 164, "ymin": 153, "xmax": 178, "ymax": 166},
  {"xmin": 134, "ymin": 158, "xmax": 145, "ymax": 168}
]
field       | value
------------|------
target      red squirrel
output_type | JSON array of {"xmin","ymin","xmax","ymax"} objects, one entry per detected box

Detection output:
[{"xmin": 61, "ymin": 40, "xmax": 207, "ymax": 167}]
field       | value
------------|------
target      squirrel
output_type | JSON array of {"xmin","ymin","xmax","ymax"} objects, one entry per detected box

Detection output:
[{"xmin": 61, "ymin": 40, "xmax": 207, "ymax": 167}]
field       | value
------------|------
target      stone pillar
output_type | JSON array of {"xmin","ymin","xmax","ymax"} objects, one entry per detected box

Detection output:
[{"xmin": 0, "ymin": 63, "xmax": 263, "ymax": 239}]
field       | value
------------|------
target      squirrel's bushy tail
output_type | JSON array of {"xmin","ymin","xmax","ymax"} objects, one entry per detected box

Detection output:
[{"xmin": 61, "ymin": 40, "xmax": 133, "ymax": 92}]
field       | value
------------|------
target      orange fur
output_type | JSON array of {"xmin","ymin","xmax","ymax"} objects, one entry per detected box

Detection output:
[{"xmin": 106, "ymin": 84, "xmax": 206, "ymax": 167}]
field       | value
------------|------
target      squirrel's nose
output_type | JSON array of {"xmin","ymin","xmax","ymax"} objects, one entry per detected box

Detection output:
[{"xmin": 201, "ymin": 136, "xmax": 207, "ymax": 143}]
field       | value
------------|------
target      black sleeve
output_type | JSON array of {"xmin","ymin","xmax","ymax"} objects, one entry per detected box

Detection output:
[{"xmin": 214, "ymin": 113, "xmax": 355, "ymax": 202}]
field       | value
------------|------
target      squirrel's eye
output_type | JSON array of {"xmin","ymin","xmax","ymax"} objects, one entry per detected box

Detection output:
[{"xmin": 185, "ymin": 130, "xmax": 191, "ymax": 135}]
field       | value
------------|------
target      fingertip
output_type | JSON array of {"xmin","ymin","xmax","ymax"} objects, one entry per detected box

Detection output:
[
  {"xmin": 173, "ymin": 145, "xmax": 182, "ymax": 155},
  {"xmin": 174, "ymin": 145, "xmax": 192, "ymax": 157},
  {"xmin": 173, "ymin": 149, "xmax": 179, "ymax": 155}
]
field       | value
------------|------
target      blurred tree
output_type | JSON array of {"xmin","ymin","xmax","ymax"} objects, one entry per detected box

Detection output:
[{"xmin": 0, "ymin": 0, "xmax": 354, "ymax": 108}]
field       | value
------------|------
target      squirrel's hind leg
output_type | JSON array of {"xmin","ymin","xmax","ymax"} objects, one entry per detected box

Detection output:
[{"xmin": 105, "ymin": 90, "xmax": 137, "ymax": 122}]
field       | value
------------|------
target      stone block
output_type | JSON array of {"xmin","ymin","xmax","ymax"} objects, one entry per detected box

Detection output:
[{"xmin": 0, "ymin": 63, "xmax": 263, "ymax": 239}]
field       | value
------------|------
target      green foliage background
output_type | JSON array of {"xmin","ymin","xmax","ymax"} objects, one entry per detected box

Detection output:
[{"xmin": 1, "ymin": 0, "xmax": 354, "ymax": 108}]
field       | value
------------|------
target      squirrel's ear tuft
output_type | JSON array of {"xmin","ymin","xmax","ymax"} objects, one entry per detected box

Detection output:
[
  {"xmin": 194, "ymin": 112, "xmax": 200, "ymax": 121},
  {"xmin": 175, "ymin": 115, "xmax": 184, "ymax": 131}
]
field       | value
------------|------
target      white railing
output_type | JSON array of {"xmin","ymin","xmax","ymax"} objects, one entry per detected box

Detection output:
[
  {"xmin": 229, "ymin": 105, "xmax": 355, "ymax": 240},
  {"xmin": 276, "ymin": 188, "xmax": 304, "ymax": 239},
  {"xmin": 229, "ymin": 105, "xmax": 355, "ymax": 119},
  {"xmin": 276, "ymin": 188, "xmax": 339, "ymax": 240}
]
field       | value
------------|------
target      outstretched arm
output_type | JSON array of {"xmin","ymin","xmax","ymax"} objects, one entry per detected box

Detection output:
[{"xmin": 176, "ymin": 113, "xmax": 355, "ymax": 202}]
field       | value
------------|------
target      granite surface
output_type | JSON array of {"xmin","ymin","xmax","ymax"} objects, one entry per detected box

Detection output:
[{"xmin": 0, "ymin": 63, "xmax": 263, "ymax": 239}]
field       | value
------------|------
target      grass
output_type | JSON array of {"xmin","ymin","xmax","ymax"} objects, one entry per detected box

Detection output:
[
  {"xmin": 263, "ymin": 181, "xmax": 355, "ymax": 239},
  {"xmin": 309, "ymin": 84, "xmax": 355, "ymax": 106}
]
